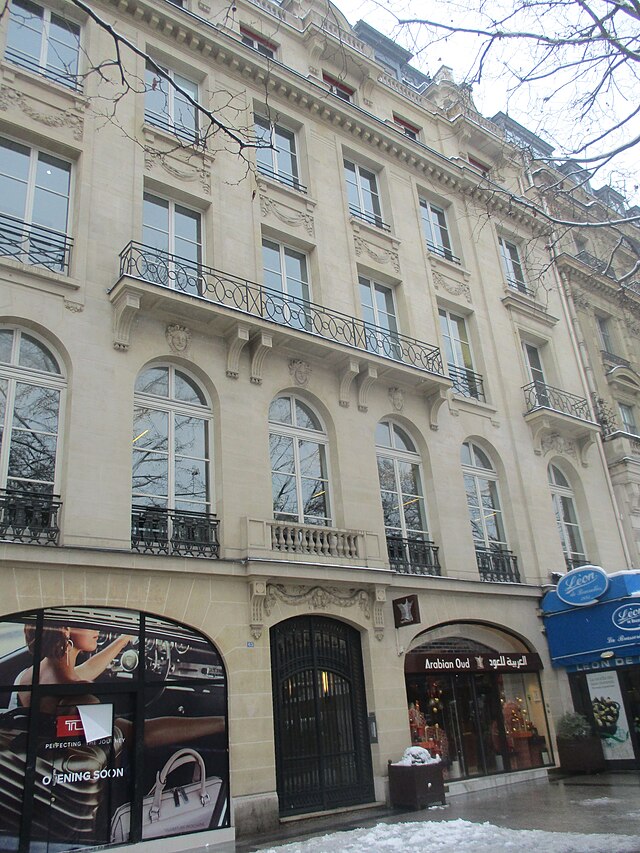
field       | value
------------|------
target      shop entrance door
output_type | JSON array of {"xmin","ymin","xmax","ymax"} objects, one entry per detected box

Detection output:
[
  {"xmin": 25, "ymin": 688, "xmax": 135, "ymax": 853},
  {"xmin": 270, "ymin": 616, "xmax": 374, "ymax": 816}
]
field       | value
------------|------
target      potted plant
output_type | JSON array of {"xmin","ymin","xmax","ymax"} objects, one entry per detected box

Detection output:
[{"xmin": 555, "ymin": 711, "xmax": 605, "ymax": 773}]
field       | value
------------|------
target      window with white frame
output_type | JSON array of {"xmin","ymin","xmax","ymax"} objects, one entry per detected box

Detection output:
[
  {"xmin": 619, "ymin": 403, "xmax": 638, "ymax": 435},
  {"xmin": 393, "ymin": 115, "xmax": 419, "ymax": 140},
  {"xmin": 420, "ymin": 199, "xmax": 458, "ymax": 263},
  {"xmin": 0, "ymin": 136, "xmax": 72, "ymax": 273},
  {"xmin": 344, "ymin": 159, "xmax": 386, "ymax": 229},
  {"xmin": 269, "ymin": 395, "xmax": 331, "ymax": 526},
  {"xmin": 548, "ymin": 464, "xmax": 587, "ymax": 570},
  {"xmin": 522, "ymin": 341, "xmax": 550, "ymax": 407},
  {"xmin": 359, "ymin": 275, "xmax": 400, "ymax": 359},
  {"xmin": 132, "ymin": 365, "xmax": 211, "ymax": 514},
  {"xmin": 499, "ymin": 236, "xmax": 527, "ymax": 293},
  {"xmin": 5, "ymin": 0, "xmax": 80, "ymax": 88},
  {"xmin": 376, "ymin": 420, "xmax": 428, "ymax": 541},
  {"xmin": 0, "ymin": 328, "xmax": 64, "ymax": 496},
  {"xmin": 323, "ymin": 72, "xmax": 354, "ymax": 102},
  {"xmin": 142, "ymin": 193, "xmax": 202, "ymax": 295},
  {"xmin": 145, "ymin": 62, "xmax": 199, "ymax": 142},
  {"xmin": 461, "ymin": 441, "xmax": 508, "ymax": 551},
  {"xmin": 596, "ymin": 315, "xmax": 614, "ymax": 354},
  {"xmin": 254, "ymin": 114, "xmax": 302, "ymax": 191},
  {"xmin": 439, "ymin": 308, "xmax": 484, "ymax": 400},
  {"xmin": 262, "ymin": 238, "xmax": 310, "ymax": 331},
  {"xmin": 240, "ymin": 26, "xmax": 276, "ymax": 58}
]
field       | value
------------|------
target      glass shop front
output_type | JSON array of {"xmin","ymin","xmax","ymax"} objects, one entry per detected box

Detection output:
[{"xmin": 404, "ymin": 639, "xmax": 553, "ymax": 780}]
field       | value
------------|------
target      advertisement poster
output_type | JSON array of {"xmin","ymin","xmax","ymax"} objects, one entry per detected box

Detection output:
[
  {"xmin": 0, "ymin": 607, "xmax": 229, "ymax": 852},
  {"xmin": 586, "ymin": 670, "xmax": 635, "ymax": 760}
]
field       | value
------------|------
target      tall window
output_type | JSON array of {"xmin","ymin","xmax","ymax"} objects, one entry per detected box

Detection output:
[
  {"xmin": 269, "ymin": 395, "xmax": 330, "ymax": 526},
  {"xmin": 344, "ymin": 159, "xmax": 384, "ymax": 228},
  {"xmin": 262, "ymin": 238, "xmax": 310, "ymax": 331},
  {"xmin": 132, "ymin": 366, "xmax": 211, "ymax": 514},
  {"xmin": 420, "ymin": 199, "xmax": 457, "ymax": 263},
  {"xmin": 145, "ymin": 62, "xmax": 199, "ymax": 142},
  {"xmin": 499, "ymin": 237, "xmax": 527, "ymax": 292},
  {"xmin": 254, "ymin": 115, "xmax": 301, "ymax": 190},
  {"xmin": 461, "ymin": 441, "xmax": 507, "ymax": 551},
  {"xmin": 523, "ymin": 342, "xmax": 549, "ymax": 406},
  {"xmin": 596, "ymin": 315, "xmax": 614, "ymax": 353},
  {"xmin": 548, "ymin": 464, "xmax": 587, "ymax": 571},
  {"xmin": 0, "ymin": 137, "xmax": 72, "ymax": 273},
  {"xmin": 439, "ymin": 309, "xmax": 483, "ymax": 400},
  {"xmin": 0, "ymin": 328, "xmax": 63, "ymax": 495},
  {"xmin": 619, "ymin": 403, "xmax": 638, "ymax": 435},
  {"xmin": 360, "ymin": 276, "xmax": 400, "ymax": 359},
  {"xmin": 142, "ymin": 193, "xmax": 202, "ymax": 294},
  {"xmin": 5, "ymin": 0, "xmax": 80, "ymax": 88}
]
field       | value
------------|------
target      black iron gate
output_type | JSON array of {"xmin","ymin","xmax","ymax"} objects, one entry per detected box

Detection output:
[{"xmin": 270, "ymin": 616, "xmax": 374, "ymax": 815}]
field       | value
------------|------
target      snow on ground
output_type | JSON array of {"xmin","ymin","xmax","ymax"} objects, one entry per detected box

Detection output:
[{"xmin": 257, "ymin": 819, "xmax": 640, "ymax": 852}]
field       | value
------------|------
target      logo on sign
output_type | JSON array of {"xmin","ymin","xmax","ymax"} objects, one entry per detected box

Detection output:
[
  {"xmin": 612, "ymin": 605, "xmax": 640, "ymax": 632},
  {"xmin": 556, "ymin": 565, "xmax": 609, "ymax": 607},
  {"xmin": 56, "ymin": 715, "xmax": 84, "ymax": 737}
]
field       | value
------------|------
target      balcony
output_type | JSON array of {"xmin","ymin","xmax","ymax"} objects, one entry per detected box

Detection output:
[
  {"xmin": 475, "ymin": 547, "xmax": 520, "ymax": 583},
  {"xmin": 131, "ymin": 505, "xmax": 220, "ymax": 558},
  {"xmin": 0, "ymin": 213, "xmax": 72, "ymax": 274},
  {"xmin": 565, "ymin": 556, "xmax": 589, "ymax": 572},
  {"xmin": 348, "ymin": 205, "xmax": 391, "ymax": 232},
  {"xmin": 426, "ymin": 242, "xmax": 461, "ymax": 265},
  {"xmin": 448, "ymin": 364, "xmax": 486, "ymax": 401},
  {"xmin": 386, "ymin": 535, "xmax": 441, "ymax": 576},
  {"xmin": 522, "ymin": 381, "xmax": 600, "ymax": 462},
  {"xmin": 113, "ymin": 244, "xmax": 447, "ymax": 387},
  {"xmin": 257, "ymin": 163, "xmax": 307, "ymax": 194},
  {"xmin": 270, "ymin": 521, "xmax": 362, "ymax": 559},
  {"xmin": 575, "ymin": 250, "xmax": 617, "ymax": 281},
  {"xmin": 5, "ymin": 48, "xmax": 81, "ymax": 90},
  {"xmin": 0, "ymin": 490, "xmax": 62, "ymax": 546}
]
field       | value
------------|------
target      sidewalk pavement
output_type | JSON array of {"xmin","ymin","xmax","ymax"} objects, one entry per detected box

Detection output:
[{"xmin": 205, "ymin": 772, "xmax": 640, "ymax": 852}]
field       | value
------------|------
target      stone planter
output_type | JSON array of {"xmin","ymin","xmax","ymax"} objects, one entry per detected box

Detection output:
[
  {"xmin": 556, "ymin": 736, "xmax": 606, "ymax": 773},
  {"xmin": 387, "ymin": 762, "xmax": 446, "ymax": 809}
]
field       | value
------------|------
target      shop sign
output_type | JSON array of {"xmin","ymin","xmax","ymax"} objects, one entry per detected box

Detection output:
[
  {"xmin": 556, "ymin": 565, "xmax": 609, "ymax": 607},
  {"xmin": 611, "ymin": 604, "xmax": 640, "ymax": 632},
  {"xmin": 393, "ymin": 595, "xmax": 421, "ymax": 628},
  {"xmin": 405, "ymin": 652, "xmax": 541, "ymax": 674}
]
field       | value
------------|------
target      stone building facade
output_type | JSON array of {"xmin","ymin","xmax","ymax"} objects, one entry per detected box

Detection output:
[{"xmin": 0, "ymin": 0, "xmax": 633, "ymax": 849}]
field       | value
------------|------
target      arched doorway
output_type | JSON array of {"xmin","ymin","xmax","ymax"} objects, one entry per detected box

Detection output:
[
  {"xmin": 270, "ymin": 616, "xmax": 374, "ymax": 815},
  {"xmin": 0, "ymin": 606, "xmax": 229, "ymax": 852}
]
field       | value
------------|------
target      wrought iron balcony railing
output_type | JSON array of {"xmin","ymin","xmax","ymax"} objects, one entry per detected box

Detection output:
[
  {"xmin": 0, "ymin": 212, "xmax": 72, "ymax": 274},
  {"xmin": 575, "ymin": 250, "xmax": 617, "ymax": 280},
  {"xmin": 565, "ymin": 556, "xmax": 589, "ymax": 572},
  {"xmin": 475, "ymin": 547, "xmax": 520, "ymax": 583},
  {"xmin": 144, "ymin": 111, "xmax": 201, "ymax": 145},
  {"xmin": 131, "ymin": 505, "xmax": 220, "ymax": 558},
  {"xmin": 600, "ymin": 350, "xmax": 631, "ymax": 369},
  {"xmin": 426, "ymin": 241, "xmax": 461, "ymax": 265},
  {"xmin": 505, "ymin": 276, "xmax": 536, "ymax": 298},
  {"xmin": 523, "ymin": 381, "xmax": 591, "ymax": 421},
  {"xmin": 257, "ymin": 163, "xmax": 307, "ymax": 194},
  {"xmin": 5, "ymin": 48, "xmax": 81, "ymax": 90},
  {"xmin": 270, "ymin": 521, "xmax": 361, "ymax": 559},
  {"xmin": 120, "ymin": 242, "xmax": 445, "ymax": 376},
  {"xmin": 0, "ymin": 489, "xmax": 62, "ymax": 546},
  {"xmin": 448, "ymin": 363, "xmax": 486, "ymax": 401},
  {"xmin": 386, "ymin": 535, "xmax": 441, "ymax": 576},
  {"xmin": 347, "ymin": 204, "xmax": 391, "ymax": 232}
]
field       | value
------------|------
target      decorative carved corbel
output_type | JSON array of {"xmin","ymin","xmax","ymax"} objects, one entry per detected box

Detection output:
[
  {"xmin": 357, "ymin": 365, "xmax": 377, "ymax": 412},
  {"xmin": 225, "ymin": 324, "xmax": 250, "ymax": 379},
  {"xmin": 250, "ymin": 331, "xmax": 272, "ymax": 384},
  {"xmin": 339, "ymin": 359, "xmax": 360, "ymax": 407},
  {"xmin": 373, "ymin": 585, "xmax": 386, "ymax": 641},
  {"xmin": 112, "ymin": 288, "xmax": 140, "ymax": 351},
  {"xmin": 424, "ymin": 386, "xmax": 450, "ymax": 430},
  {"xmin": 249, "ymin": 580, "xmax": 267, "ymax": 640}
]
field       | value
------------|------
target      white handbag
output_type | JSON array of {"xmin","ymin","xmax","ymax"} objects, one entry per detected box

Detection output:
[{"xmin": 111, "ymin": 747, "xmax": 225, "ymax": 842}]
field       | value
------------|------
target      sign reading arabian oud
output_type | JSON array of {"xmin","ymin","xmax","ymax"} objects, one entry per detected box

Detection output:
[
  {"xmin": 556, "ymin": 565, "xmax": 609, "ymax": 607},
  {"xmin": 405, "ymin": 652, "xmax": 542, "ymax": 674}
]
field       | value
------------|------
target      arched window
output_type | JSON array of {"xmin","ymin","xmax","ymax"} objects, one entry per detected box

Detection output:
[
  {"xmin": 548, "ymin": 464, "xmax": 587, "ymax": 571},
  {"xmin": 131, "ymin": 366, "xmax": 217, "ymax": 557},
  {"xmin": 461, "ymin": 441, "xmax": 519, "ymax": 582},
  {"xmin": 376, "ymin": 420, "xmax": 439, "ymax": 574},
  {"xmin": 269, "ymin": 395, "xmax": 330, "ymax": 526},
  {"xmin": 0, "ymin": 328, "xmax": 64, "ymax": 544}
]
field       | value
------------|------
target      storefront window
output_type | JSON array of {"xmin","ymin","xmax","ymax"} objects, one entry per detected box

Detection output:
[
  {"xmin": 0, "ymin": 607, "xmax": 229, "ymax": 852},
  {"xmin": 405, "ymin": 639, "xmax": 552, "ymax": 780}
]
